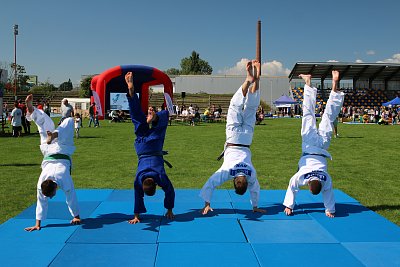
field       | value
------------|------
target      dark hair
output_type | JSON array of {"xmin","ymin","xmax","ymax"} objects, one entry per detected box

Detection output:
[
  {"xmin": 41, "ymin": 180, "xmax": 57, "ymax": 197},
  {"xmin": 233, "ymin": 175, "xmax": 248, "ymax": 195},
  {"xmin": 143, "ymin": 177, "xmax": 156, "ymax": 196},
  {"xmin": 309, "ymin": 179, "xmax": 322, "ymax": 195}
]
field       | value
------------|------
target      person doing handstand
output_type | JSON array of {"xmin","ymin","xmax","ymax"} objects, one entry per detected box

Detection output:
[
  {"xmin": 283, "ymin": 70, "xmax": 344, "ymax": 218},
  {"xmin": 125, "ymin": 72, "xmax": 175, "ymax": 224},
  {"xmin": 200, "ymin": 60, "xmax": 266, "ymax": 215}
]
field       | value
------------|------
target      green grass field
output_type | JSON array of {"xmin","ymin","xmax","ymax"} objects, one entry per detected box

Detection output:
[{"xmin": 1, "ymin": 118, "xmax": 399, "ymax": 225}]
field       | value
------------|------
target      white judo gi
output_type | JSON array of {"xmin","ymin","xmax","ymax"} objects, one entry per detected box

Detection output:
[
  {"xmin": 27, "ymin": 108, "xmax": 79, "ymax": 220},
  {"xmin": 283, "ymin": 84, "xmax": 344, "ymax": 213},
  {"xmin": 200, "ymin": 86, "xmax": 261, "ymax": 207}
]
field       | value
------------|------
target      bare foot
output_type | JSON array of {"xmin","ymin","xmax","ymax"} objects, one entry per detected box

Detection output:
[
  {"xmin": 331, "ymin": 70, "xmax": 340, "ymax": 93},
  {"xmin": 332, "ymin": 70, "xmax": 339, "ymax": 82},
  {"xmin": 252, "ymin": 60, "xmax": 261, "ymax": 80},
  {"xmin": 46, "ymin": 131, "xmax": 53, "ymax": 144},
  {"xmin": 46, "ymin": 131, "xmax": 58, "ymax": 144},
  {"xmin": 125, "ymin": 72, "xmax": 134, "ymax": 96},
  {"xmin": 245, "ymin": 61, "xmax": 254, "ymax": 83},
  {"xmin": 25, "ymin": 94, "xmax": 34, "ymax": 114},
  {"xmin": 299, "ymin": 74, "xmax": 311, "ymax": 87}
]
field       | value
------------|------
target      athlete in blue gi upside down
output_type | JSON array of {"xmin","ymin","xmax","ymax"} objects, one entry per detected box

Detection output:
[{"xmin": 125, "ymin": 72, "xmax": 175, "ymax": 224}]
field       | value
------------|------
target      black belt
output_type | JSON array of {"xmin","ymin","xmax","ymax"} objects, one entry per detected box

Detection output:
[
  {"xmin": 226, "ymin": 143, "xmax": 250, "ymax": 148},
  {"xmin": 302, "ymin": 153, "xmax": 329, "ymax": 158},
  {"xmin": 217, "ymin": 143, "xmax": 250, "ymax": 161},
  {"xmin": 138, "ymin": 151, "xmax": 172, "ymax": 168}
]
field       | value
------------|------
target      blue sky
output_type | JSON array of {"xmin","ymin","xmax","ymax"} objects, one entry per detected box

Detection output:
[{"xmin": 1, "ymin": 0, "xmax": 400, "ymax": 85}]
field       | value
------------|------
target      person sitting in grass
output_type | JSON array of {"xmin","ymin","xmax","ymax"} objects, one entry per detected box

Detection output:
[
  {"xmin": 200, "ymin": 59, "xmax": 266, "ymax": 215},
  {"xmin": 283, "ymin": 71, "xmax": 344, "ymax": 218},
  {"xmin": 24, "ymin": 94, "xmax": 81, "ymax": 232},
  {"xmin": 124, "ymin": 72, "xmax": 175, "ymax": 224}
]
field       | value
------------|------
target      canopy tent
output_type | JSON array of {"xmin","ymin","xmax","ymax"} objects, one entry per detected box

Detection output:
[
  {"xmin": 273, "ymin": 95, "xmax": 297, "ymax": 108},
  {"xmin": 382, "ymin": 96, "xmax": 400, "ymax": 106}
]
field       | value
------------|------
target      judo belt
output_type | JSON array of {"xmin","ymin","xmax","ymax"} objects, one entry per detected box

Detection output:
[
  {"xmin": 43, "ymin": 154, "xmax": 72, "ymax": 173},
  {"xmin": 138, "ymin": 151, "xmax": 173, "ymax": 168},
  {"xmin": 217, "ymin": 143, "xmax": 250, "ymax": 161},
  {"xmin": 301, "ymin": 153, "xmax": 329, "ymax": 158}
]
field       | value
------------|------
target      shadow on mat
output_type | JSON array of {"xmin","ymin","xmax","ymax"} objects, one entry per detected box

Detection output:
[
  {"xmin": 42, "ymin": 223, "xmax": 75, "ymax": 229},
  {"xmin": 79, "ymin": 213, "xmax": 163, "ymax": 233},
  {"xmin": 234, "ymin": 203, "xmax": 296, "ymax": 221},
  {"xmin": 299, "ymin": 203, "xmax": 372, "ymax": 217}
]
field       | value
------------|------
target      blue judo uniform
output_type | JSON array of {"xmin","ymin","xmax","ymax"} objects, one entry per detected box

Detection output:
[{"xmin": 127, "ymin": 93, "xmax": 175, "ymax": 214}]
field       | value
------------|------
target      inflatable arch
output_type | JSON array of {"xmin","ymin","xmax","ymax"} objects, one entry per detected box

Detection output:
[{"xmin": 90, "ymin": 65, "xmax": 174, "ymax": 120}]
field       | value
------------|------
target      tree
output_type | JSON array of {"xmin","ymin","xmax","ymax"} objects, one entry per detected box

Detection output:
[
  {"xmin": 165, "ymin": 68, "xmax": 181, "ymax": 76},
  {"xmin": 59, "ymin": 79, "xmax": 73, "ymax": 91},
  {"xmin": 29, "ymin": 82, "xmax": 56, "ymax": 95},
  {"xmin": 180, "ymin": 51, "xmax": 213, "ymax": 75},
  {"xmin": 7, "ymin": 63, "xmax": 29, "ymax": 91},
  {"xmin": 79, "ymin": 76, "xmax": 92, "ymax": 98}
]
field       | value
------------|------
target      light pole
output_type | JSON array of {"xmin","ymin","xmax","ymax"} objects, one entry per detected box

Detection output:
[
  {"xmin": 13, "ymin": 24, "xmax": 18, "ymax": 101},
  {"xmin": 270, "ymin": 80, "xmax": 273, "ymax": 113}
]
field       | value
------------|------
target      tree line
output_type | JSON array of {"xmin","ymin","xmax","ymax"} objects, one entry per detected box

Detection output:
[{"xmin": 1, "ymin": 50, "xmax": 212, "ymax": 98}]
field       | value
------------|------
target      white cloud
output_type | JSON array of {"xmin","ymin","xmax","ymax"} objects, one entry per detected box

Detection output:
[
  {"xmin": 366, "ymin": 50, "xmax": 375, "ymax": 55},
  {"xmin": 218, "ymin": 58, "xmax": 290, "ymax": 76},
  {"xmin": 218, "ymin": 58, "xmax": 248, "ymax": 75},
  {"xmin": 355, "ymin": 59, "xmax": 364, "ymax": 63},
  {"xmin": 327, "ymin": 60, "xmax": 339, "ymax": 62},
  {"xmin": 377, "ymin": 53, "xmax": 400, "ymax": 63}
]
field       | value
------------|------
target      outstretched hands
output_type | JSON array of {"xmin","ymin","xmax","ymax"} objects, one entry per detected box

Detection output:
[
  {"xmin": 284, "ymin": 207, "xmax": 293, "ymax": 216},
  {"xmin": 71, "ymin": 216, "xmax": 81, "ymax": 225},
  {"xmin": 165, "ymin": 209, "xmax": 175, "ymax": 220},
  {"xmin": 24, "ymin": 225, "xmax": 41, "ymax": 232},
  {"xmin": 201, "ymin": 202, "xmax": 213, "ymax": 215},
  {"xmin": 128, "ymin": 213, "xmax": 141, "ymax": 224}
]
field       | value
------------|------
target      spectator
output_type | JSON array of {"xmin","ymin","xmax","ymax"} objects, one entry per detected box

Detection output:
[
  {"xmin": 256, "ymin": 105, "xmax": 265, "ymax": 125},
  {"xmin": 44, "ymin": 100, "xmax": 51, "ymax": 117},
  {"xmin": 18, "ymin": 100, "xmax": 30, "ymax": 134},
  {"xmin": 11, "ymin": 101, "xmax": 22, "ymax": 137},
  {"xmin": 61, "ymin": 98, "xmax": 74, "ymax": 118},
  {"xmin": 74, "ymin": 113, "xmax": 81, "ymax": 138},
  {"xmin": 88, "ymin": 102, "xmax": 96, "ymax": 127},
  {"xmin": 110, "ymin": 110, "xmax": 120, "ymax": 123},
  {"xmin": 94, "ymin": 111, "xmax": 100, "ymax": 127}
]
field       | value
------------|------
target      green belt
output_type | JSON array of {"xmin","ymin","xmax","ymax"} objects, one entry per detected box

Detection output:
[
  {"xmin": 44, "ymin": 154, "xmax": 71, "ymax": 161},
  {"xmin": 43, "ymin": 154, "xmax": 72, "ymax": 173}
]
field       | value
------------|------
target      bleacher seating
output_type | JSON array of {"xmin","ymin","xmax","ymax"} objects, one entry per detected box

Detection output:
[{"xmin": 291, "ymin": 87, "xmax": 391, "ymax": 109}]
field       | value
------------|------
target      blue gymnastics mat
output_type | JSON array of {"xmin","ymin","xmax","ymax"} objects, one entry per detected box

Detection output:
[{"xmin": 1, "ymin": 189, "xmax": 399, "ymax": 266}]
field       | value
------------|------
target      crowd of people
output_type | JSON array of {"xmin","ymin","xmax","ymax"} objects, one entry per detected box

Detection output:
[
  {"xmin": 2, "ymin": 97, "xmax": 51, "ymax": 137},
  {"xmin": 339, "ymin": 105, "xmax": 400, "ymax": 125},
  {"xmin": 172, "ymin": 103, "xmax": 224, "ymax": 125}
]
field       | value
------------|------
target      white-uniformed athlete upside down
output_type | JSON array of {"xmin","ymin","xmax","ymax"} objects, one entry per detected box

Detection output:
[
  {"xmin": 24, "ymin": 94, "xmax": 81, "ymax": 232},
  {"xmin": 200, "ymin": 59, "xmax": 266, "ymax": 215},
  {"xmin": 283, "ymin": 70, "xmax": 344, "ymax": 218}
]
